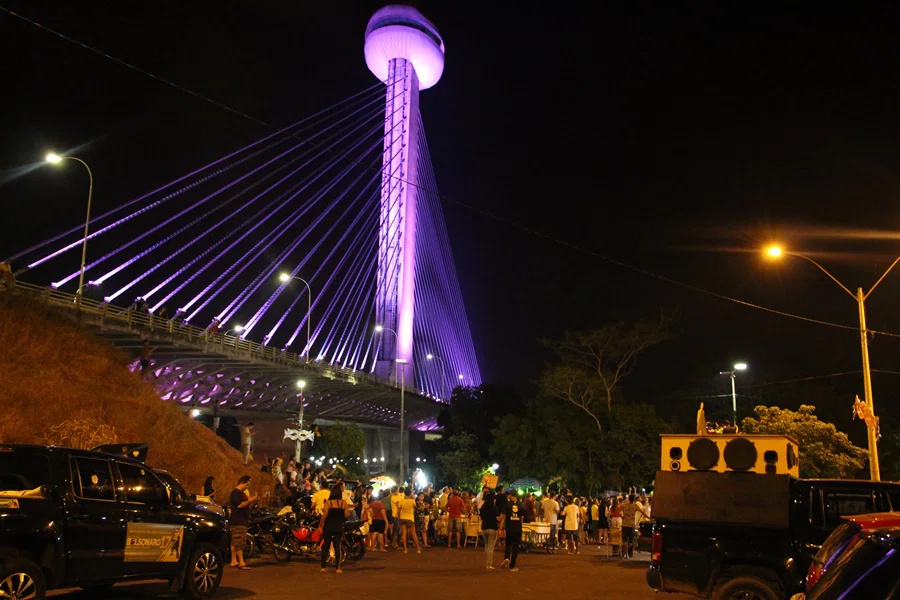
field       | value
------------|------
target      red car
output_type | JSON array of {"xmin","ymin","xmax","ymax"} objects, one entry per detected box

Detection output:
[{"xmin": 805, "ymin": 511, "xmax": 900, "ymax": 591}]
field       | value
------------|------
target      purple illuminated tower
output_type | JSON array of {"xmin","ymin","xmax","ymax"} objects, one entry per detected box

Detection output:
[{"xmin": 365, "ymin": 6, "xmax": 445, "ymax": 382}]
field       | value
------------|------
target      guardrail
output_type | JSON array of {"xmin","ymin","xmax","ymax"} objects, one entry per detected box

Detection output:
[{"xmin": 7, "ymin": 280, "xmax": 436, "ymax": 399}]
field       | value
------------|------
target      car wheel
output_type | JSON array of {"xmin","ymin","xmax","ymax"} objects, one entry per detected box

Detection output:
[
  {"xmin": 181, "ymin": 543, "xmax": 223, "ymax": 600},
  {"xmin": 0, "ymin": 558, "xmax": 47, "ymax": 600},
  {"xmin": 712, "ymin": 576, "xmax": 781, "ymax": 600}
]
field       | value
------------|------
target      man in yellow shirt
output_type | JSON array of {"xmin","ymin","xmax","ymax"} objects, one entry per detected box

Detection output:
[
  {"xmin": 390, "ymin": 487, "xmax": 405, "ymax": 549},
  {"xmin": 397, "ymin": 488, "xmax": 420, "ymax": 554},
  {"xmin": 311, "ymin": 486, "xmax": 331, "ymax": 515}
]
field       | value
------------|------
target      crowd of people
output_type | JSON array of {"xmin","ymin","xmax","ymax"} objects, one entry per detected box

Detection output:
[{"xmin": 222, "ymin": 460, "xmax": 654, "ymax": 573}]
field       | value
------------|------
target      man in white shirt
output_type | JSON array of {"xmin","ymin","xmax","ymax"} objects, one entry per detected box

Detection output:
[
  {"xmin": 562, "ymin": 497, "xmax": 581, "ymax": 554},
  {"xmin": 240, "ymin": 422, "xmax": 255, "ymax": 465},
  {"xmin": 540, "ymin": 492, "xmax": 561, "ymax": 552}
]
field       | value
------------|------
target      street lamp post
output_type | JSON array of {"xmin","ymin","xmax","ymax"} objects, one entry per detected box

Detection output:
[
  {"xmin": 374, "ymin": 325, "xmax": 400, "ymax": 384},
  {"xmin": 279, "ymin": 273, "xmax": 313, "ymax": 363},
  {"xmin": 46, "ymin": 153, "xmax": 93, "ymax": 304},
  {"xmin": 426, "ymin": 353, "xmax": 447, "ymax": 400},
  {"xmin": 719, "ymin": 363, "xmax": 747, "ymax": 426},
  {"xmin": 765, "ymin": 244, "xmax": 898, "ymax": 481},
  {"xmin": 396, "ymin": 358, "xmax": 408, "ymax": 485},
  {"xmin": 296, "ymin": 379, "xmax": 306, "ymax": 460}
]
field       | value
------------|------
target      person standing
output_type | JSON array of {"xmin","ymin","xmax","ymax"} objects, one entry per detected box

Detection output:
[
  {"xmin": 390, "ymin": 487, "xmax": 405, "ymax": 549},
  {"xmin": 521, "ymin": 493, "xmax": 536, "ymax": 523},
  {"xmin": 228, "ymin": 475, "xmax": 257, "ymax": 569},
  {"xmin": 240, "ymin": 422, "xmax": 255, "ymax": 465},
  {"xmin": 139, "ymin": 340, "xmax": 157, "ymax": 378},
  {"xmin": 479, "ymin": 490, "xmax": 499, "ymax": 569},
  {"xmin": 317, "ymin": 482, "xmax": 350, "ymax": 573},
  {"xmin": 398, "ymin": 488, "xmax": 420, "ymax": 554},
  {"xmin": 202, "ymin": 476, "xmax": 216, "ymax": 500},
  {"xmin": 562, "ymin": 496, "xmax": 581, "ymax": 554},
  {"xmin": 620, "ymin": 493, "xmax": 642, "ymax": 558},
  {"xmin": 498, "ymin": 489, "xmax": 523, "ymax": 571},
  {"xmin": 446, "ymin": 489, "xmax": 465, "ymax": 549},
  {"xmin": 367, "ymin": 494, "xmax": 388, "ymax": 551},
  {"xmin": 540, "ymin": 491, "xmax": 561, "ymax": 552}
]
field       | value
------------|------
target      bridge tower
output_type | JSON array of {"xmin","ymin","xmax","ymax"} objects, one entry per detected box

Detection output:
[{"xmin": 364, "ymin": 6, "xmax": 445, "ymax": 383}]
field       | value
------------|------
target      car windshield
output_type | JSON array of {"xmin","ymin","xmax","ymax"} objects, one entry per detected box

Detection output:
[
  {"xmin": 155, "ymin": 471, "xmax": 188, "ymax": 498},
  {"xmin": 810, "ymin": 532, "xmax": 900, "ymax": 599},
  {"xmin": 0, "ymin": 450, "xmax": 50, "ymax": 493},
  {"xmin": 814, "ymin": 521, "xmax": 860, "ymax": 567}
]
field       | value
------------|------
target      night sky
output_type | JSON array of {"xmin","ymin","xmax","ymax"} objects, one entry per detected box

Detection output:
[{"xmin": 4, "ymin": 2, "xmax": 900, "ymax": 430}]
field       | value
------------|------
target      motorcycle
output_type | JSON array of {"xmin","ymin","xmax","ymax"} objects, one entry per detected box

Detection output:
[
  {"xmin": 244, "ymin": 507, "xmax": 279, "ymax": 558},
  {"xmin": 272, "ymin": 508, "xmax": 366, "ymax": 563}
]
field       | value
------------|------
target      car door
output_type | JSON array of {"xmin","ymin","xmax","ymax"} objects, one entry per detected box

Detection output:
[
  {"xmin": 65, "ymin": 456, "xmax": 126, "ymax": 584},
  {"xmin": 806, "ymin": 485, "xmax": 878, "ymax": 551},
  {"xmin": 115, "ymin": 461, "xmax": 185, "ymax": 578}
]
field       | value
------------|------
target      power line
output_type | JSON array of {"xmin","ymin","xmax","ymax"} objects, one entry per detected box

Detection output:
[
  {"xmin": 0, "ymin": 6, "xmax": 276, "ymax": 131},
  {"xmin": 9, "ymin": 6, "xmax": 900, "ymax": 340}
]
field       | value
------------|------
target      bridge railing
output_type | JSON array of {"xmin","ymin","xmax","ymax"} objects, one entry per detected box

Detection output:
[{"xmin": 8, "ymin": 280, "xmax": 439, "ymax": 400}]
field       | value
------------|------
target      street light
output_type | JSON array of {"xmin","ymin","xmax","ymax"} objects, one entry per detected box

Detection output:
[
  {"xmin": 764, "ymin": 244, "xmax": 898, "ymax": 481},
  {"xmin": 719, "ymin": 362, "xmax": 748, "ymax": 426},
  {"xmin": 45, "ymin": 152, "xmax": 93, "ymax": 303},
  {"xmin": 396, "ymin": 358, "xmax": 408, "ymax": 485},
  {"xmin": 426, "ymin": 353, "xmax": 447, "ymax": 400},
  {"xmin": 224, "ymin": 324, "xmax": 244, "ymax": 336},
  {"xmin": 296, "ymin": 379, "xmax": 307, "ymax": 460},
  {"xmin": 279, "ymin": 272, "xmax": 313, "ymax": 363},
  {"xmin": 374, "ymin": 325, "xmax": 399, "ymax": 383}
]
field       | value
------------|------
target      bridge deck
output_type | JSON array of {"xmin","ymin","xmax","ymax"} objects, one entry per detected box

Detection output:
[{"xmin": 7, "ymin": 281, "xmax": 444, "ymax": 430}]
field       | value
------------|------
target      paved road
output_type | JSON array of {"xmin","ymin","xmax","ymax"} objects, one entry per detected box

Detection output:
[{"xmin": 50, "ymin": 545, "xmax": 657, "ymax": 599}]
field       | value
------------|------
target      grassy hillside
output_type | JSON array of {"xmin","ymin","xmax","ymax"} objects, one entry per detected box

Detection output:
[{"xmin": 0, "ymin": 293, "xmax": 263, "ymax": 497}]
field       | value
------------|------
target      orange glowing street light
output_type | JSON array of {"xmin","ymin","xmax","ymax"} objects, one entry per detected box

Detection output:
[{"xmin": 763, "ymin": 244, "xmax": 900, "ymax": 481}]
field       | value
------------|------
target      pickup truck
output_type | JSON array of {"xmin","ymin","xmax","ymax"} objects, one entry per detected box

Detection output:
[
  {"xmin": 0, "ymin": 444, "xmax": 229, "ymax": 599},
  {"xmin": 646, "ymin": 471, "xmax": 900, "ymax": 600}
]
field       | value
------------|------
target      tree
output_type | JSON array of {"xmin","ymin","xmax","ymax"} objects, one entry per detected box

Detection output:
[
  {"xmin": 741, "ymin": 405, "xmax": 867, "ymax": 478},
  {"xmin": 437, "ymin": 432, "xmax": 484, "ymax": 490},
  {"xmin": 540, "ymin": 316, "xmax": 672, "ymax": 432},
  {"xmin": 320, "ymin": 422, "xmax": 365, "ymax": 465},
  {"xmin": 491, "ymin": 398, "xmax": 670, "ymax": 494},
  {"xmin": 437, "ymin": 384, "xmax": 524, "ymax": 461}
]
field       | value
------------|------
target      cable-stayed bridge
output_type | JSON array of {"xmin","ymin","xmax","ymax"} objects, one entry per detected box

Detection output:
[{"xmin": 5, "ymin": 6, "xmax": 480, "ymax": 435}]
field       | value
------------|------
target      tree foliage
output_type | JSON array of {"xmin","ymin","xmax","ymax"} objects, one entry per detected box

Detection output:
[
  {"xmin": 741, "ymin": 405, "xmax": 867, "ymax": 478},
  {"xmin": 491, "ymin": 398, "xmax": 670, "ymax": 494},
  {"xmin": 436, "ymin": 432, "xmax": 484, "ymax": 490},
  {"xmin": 320, "ymin": 422, "xmax": 366, "ymax": 464},
  {"xmin": 540, "ymin": 316, "xmax": 672, "ymax": 432}
]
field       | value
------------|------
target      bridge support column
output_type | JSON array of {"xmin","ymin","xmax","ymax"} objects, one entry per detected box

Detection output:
[{"xmin": 375, "ymin": 57, "xmax": 421, "ymax": 385}]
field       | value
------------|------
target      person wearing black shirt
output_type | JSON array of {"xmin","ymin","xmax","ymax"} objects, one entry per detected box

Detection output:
[
  {"xmin": 494, "ymin": 485, "xmax": 507, "ymax": 513},
  {"xmin": 479, "ymin": 491, "xmax": 499, "ymax": 569},
  {"xmin": 317, "ymin": 483, "xmax": 350, "ymax": 572},
  {"xmin": 228, "ymin": 475, "xmax": 257, "ymax": 569},
  {"xmin": 498, "ymin": 489, "xmax": 522, "ymax": 571}
]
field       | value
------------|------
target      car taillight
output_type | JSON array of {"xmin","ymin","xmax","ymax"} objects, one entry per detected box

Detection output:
[{"xmin": 651, "ymin": 530, "xmax": 662, "ymax": 565}]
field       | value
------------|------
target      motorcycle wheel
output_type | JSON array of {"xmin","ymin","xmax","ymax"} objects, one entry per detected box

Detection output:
[
  {"xmin": 273, "ymin": 544, "xmax": 293, "ymax": 563},
  {"xmin": 343, "ymin": 538, "xmax": 366, "ymax": 561}
]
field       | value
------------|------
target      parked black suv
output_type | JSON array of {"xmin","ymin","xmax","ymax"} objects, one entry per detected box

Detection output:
[
  {"xmin": 646, "ymin": 470, "xmax": 900, "ymax": 600},
  {"xmin": 0, "ymin": 444, "xmax": 228, "ymax": 599}
]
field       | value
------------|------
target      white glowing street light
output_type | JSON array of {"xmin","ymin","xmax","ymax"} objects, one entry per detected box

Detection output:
[
  {"xmin": 279, "ymin": 272, "xmax": 313, "ymax": 362},
  {"xmin": 719, "ymin": 363, "xmax": 748, "ymax": 427},
  {"xmin": 45, "ymin": 152, "xmax": 94, "ymax": 303},
  {"xmin": 763, "ymin": 243, "xmax": 900, "ymax": 481},
  {"xmin": 426, "ymin": 353, "xmax": 447, "ymax": 400}
]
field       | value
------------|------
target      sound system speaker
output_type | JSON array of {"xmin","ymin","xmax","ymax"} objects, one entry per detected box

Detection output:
[
  {"xmin": 653, "ymin": 470, "xmax": 791, "ymax": 528},
  {"xmin": 660, "ymin": 434, "xmax": 799, "ymax": 477}
]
